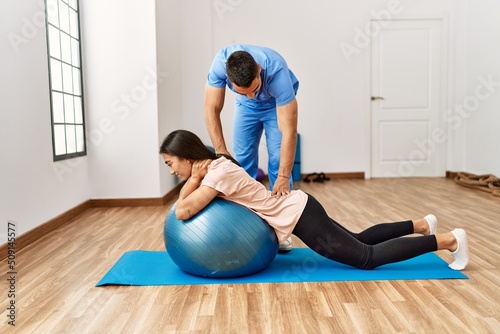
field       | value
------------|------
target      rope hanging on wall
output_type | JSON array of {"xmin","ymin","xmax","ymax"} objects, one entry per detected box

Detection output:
[{"xmin": 455, "ymin": 172, "xmax": 500, "ymax": 197}]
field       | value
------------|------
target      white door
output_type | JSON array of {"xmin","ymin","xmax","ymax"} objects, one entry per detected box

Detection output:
[{"xmin": 371, "ymin": 19, "xmax": 445, "ymax": 178}]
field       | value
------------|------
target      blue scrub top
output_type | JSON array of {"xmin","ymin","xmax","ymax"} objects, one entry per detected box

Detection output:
[{"xmin": 207, "ymin": 44, "xmax": 299, "ymax": 110}]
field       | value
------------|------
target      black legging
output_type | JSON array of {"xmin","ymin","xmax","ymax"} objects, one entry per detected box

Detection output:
[{"xmin": 292, "ymin": 194, "xmax": 438, "ymax": 270}]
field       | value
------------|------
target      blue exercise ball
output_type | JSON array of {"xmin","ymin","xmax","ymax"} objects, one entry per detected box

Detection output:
[{"xmin": 164, "ymin": 197, "xmax": 279, "ymax": 278}]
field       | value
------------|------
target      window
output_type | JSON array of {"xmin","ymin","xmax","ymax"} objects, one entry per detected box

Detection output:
[{"xmin": 45, "ymin": 0, "xmax": 86, "ymax": 161}]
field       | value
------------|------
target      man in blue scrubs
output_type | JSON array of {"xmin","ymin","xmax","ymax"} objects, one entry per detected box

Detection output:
[{"xmin": 204, "ymin": 44, "xmax": 299, "ymax": 252}]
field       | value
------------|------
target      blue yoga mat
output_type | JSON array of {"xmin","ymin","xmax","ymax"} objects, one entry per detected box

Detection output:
[{"xmin": 96, "ymin": 248, "xmax": 467, "ymax": 286}]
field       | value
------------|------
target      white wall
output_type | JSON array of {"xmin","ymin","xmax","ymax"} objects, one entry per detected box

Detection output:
[
  {"xmin": 81, "ymin": 0, "xmax": 162, "ymax": 199},
  {"xmin": 155, "ymin": 0, "xmax": 184, "ymax": 193},
  {"xmin": 0, "ymin": 0, "xmax": 89, "ymax": 243},
  {"xmin": 446, "ymin": 0, "xmax": 469, "ymax": 173},
  {"xmin": 177, "ymin": 1, "xmax": 216, "ymax": 145},
  {"xmin": 463, "ymin": 0, "xmax": 500, "ymax": 176}
]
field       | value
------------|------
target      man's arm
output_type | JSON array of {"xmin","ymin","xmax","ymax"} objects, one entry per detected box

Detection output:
[
  {"xmin": 204, "ymin": 84, "xmax": 230, "ymax": 155},
  {"xmin": 273, "ymin": 97, "xmax": 298, "ymax": 197}
]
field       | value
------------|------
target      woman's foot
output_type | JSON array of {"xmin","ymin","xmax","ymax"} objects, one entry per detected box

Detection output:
[
  {"xmin": 449, "ymin": 228, "xmax": 469, "ymax": 270},
  {"xmin": 414, "ymin": 215, "xmax": 437, "ymax": 235},
  {"xmin": 424, "ymin": 214, "xmax": 437, "ymax": 235}
]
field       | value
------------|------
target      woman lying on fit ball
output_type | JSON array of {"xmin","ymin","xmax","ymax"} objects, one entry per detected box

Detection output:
[{"xmin": 159, "ymin": 129, "xmax": 469, "ymax": 271}]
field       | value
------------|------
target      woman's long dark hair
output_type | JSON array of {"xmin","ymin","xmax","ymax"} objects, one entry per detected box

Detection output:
[{"xmin": 159, "ymin": 130, "xmax": 217, "ymax": 161}]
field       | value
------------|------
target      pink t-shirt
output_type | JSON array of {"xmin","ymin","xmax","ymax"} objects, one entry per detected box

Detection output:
[{"xmin": 201, "ymin": 157, "xmax": 308, "ymax": 243}]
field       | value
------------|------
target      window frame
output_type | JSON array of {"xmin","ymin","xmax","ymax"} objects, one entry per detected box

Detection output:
[{"xmin": 45, "ymin": 0, "xmax": 86, "ymax": 161}]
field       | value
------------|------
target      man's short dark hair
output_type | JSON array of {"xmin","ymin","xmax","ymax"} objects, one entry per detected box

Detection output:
[{"xmin": 226, "ymin": 51, "xmax": 258, "ymax": 88}]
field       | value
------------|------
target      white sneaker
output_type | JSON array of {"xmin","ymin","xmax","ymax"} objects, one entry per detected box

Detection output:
[
  {"xmin": 449, "ymin": 228, "xmax": 469, "ymax": 270},
  {"xmin": 278, "ymin": 237, "xmax": 292, "ymax": 253},
  {"xmin": 424, "ymin": 214, "xmax": 437, "ymax": 235}
]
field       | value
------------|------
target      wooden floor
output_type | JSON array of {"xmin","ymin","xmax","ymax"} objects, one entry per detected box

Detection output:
[{"xmin": 2, "ymin": 178, "xmax": 500, "ymax": 333}]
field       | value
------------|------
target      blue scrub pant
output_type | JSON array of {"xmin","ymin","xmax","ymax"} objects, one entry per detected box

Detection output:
[{"xmin": 233, "ymin": 103, "xmax": 293, "ymax": 190}]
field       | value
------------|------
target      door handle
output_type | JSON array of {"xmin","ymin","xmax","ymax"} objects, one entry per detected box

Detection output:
[{"xmin": 371, "ymin": 96, "xmax": 385, "ymax": 100}]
